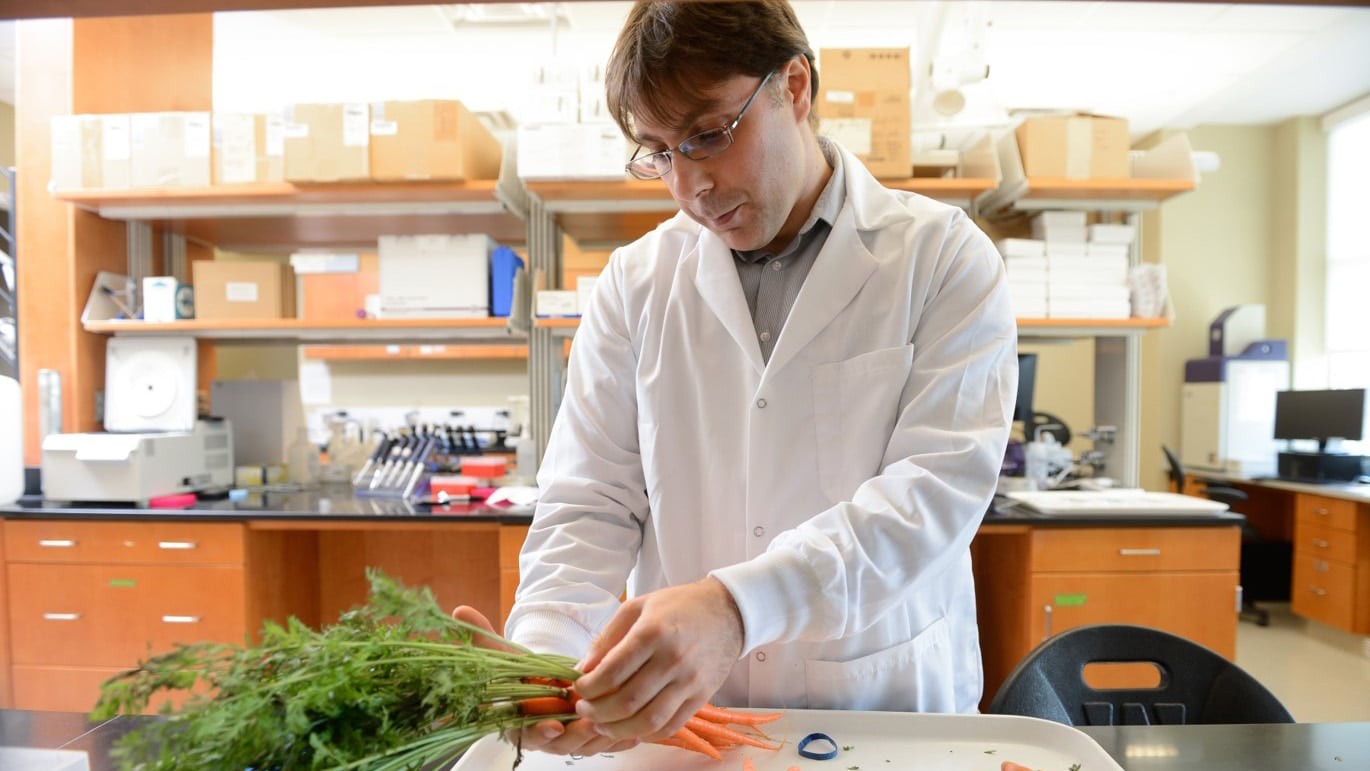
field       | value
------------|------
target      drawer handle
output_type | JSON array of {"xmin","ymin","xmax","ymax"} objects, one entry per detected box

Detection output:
[
  {"xmin": 1315, "ymin": 560, "xmax": 1330, "ymax": 573},
  {"xmin": 1314, "ymin": 507, "xmax": 1330, "ymax": 516},
  {"xmin": 1309, "ymin": 587, "xmax": 1329, "ymax": 597},
  {"xmin": 38, "ymin": 539, "xmax": 77, "ymax": 548},
  {"xmin": 157, "ymin": 541, "xmax": 198, "ymax": 550},
  {"xmin": 1311, "ymin": 538, "xmax": 1330, "ymax": 549},
  {"xmin": 161, "ymin": 615, "xmax": 201, "ymax": 624},
  {"xmin": 43, "ymin": 612, "xmax": 81, "ymax": 621},
  {"xmin": 1119, "ymin": 548, "xmax": 1162, "ymax": 557}
]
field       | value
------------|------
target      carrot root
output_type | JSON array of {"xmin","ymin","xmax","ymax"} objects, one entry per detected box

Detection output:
[
  {"xmin": 695, "ymin": 703, "xmax": 783, "ymax": 726},
  {"xmin": 653, "ymin": 724, "xmax": 723, "ymax": 761},
  {"xmin": 685, "ymin": 716, "xmax": 781, "ymax": 751}
]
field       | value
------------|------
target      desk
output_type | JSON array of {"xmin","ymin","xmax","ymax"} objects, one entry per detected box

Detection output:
[
  {"xmin": 1186, "ymin": 474, "xmax": 1370, "ymax": 636},
  {"xmin": 5, "ymin": 709, "xmax": 1367, "ymax": 771}
]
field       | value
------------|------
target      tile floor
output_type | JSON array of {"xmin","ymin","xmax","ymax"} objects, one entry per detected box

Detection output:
[{"xmin": 1235, "ymin": 603, "xmax": 1370, "ymax": 723}]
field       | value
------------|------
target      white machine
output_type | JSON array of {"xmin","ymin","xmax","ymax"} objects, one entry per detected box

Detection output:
[
  {"xmin": 1181, "ymin": 305, "xmax": 1289, "ymax": 477},
  {"xmin": 41, "ymin": 419, "xmax": 234, "ymax": 505}
]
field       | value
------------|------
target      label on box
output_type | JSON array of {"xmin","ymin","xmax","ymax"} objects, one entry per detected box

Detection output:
[
  {"xmin": 225, "ymin": 281, "xmax": 260, "ymax": 303},
  {"xmin": 266, "ymin": 116, "xmax": 286, "ymax": 156},
  {"xmin": 185, "ymin": 113, "xmax": 211, "ymax": 159},
  {"xmin": 825, "ymin": 90, "xmax": 857, "ymax": 105},
  {"xmin": 104, "ymin": 117, "xmax": 131, "ymax": 161},
  {"xmin": 370, "ymin": 119, "xmax": 399, "ymax": 136},
  {"xmin": 283, "ymin": 123, "xmax": 309, "ymax": 139},
  {"xmin": 343, "ymin": 103, "xmax": 369, "ymax": 147},
  {"xmin": 820, "ymin": 117, "xmax": 872, "ymax": 155}
]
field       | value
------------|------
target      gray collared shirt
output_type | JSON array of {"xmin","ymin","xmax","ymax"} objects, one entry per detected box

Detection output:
[{"xmin": 733, "ymin": 139, "xmax": 845, "ymax": 363}]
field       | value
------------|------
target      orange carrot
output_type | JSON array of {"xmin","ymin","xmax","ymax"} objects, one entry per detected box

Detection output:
[
  {"xmin": 742, "ymin": 758, "xmax": 757, "ymax": 771},
  {"xmin": 654, "ymin": 724, "xmax": 723, "ymax": 761},
  {"xmin": 1001, "ymin": 762, "xmax": 1036, "ymax": 771},
  {"xmin": 685, "ymin": 716, "xmax": 781, "ymax": 751},
  {"xmin": 695, "ymin": 703, "xmax": 783, "ymax": 726},
  {"xmin": 517, "ymin": 696, "xmax": 577, "ymax": 716}
]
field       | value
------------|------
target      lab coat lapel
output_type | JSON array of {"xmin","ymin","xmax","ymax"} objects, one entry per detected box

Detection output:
[
  {"xmin": 764, "ymin": 206, "xmax": 879, "ymax": 375},
  {"xmin": 692, "ymin": 231, "xmax": 766, "ymax": 375}
]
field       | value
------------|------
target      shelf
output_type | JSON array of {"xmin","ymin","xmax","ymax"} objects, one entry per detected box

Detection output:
[
  {"xmin": 882, "ymin": 177, "xmax": 1000, "ymax": 207},
  {"xmin": 53, "ymin": 180, "xmax": 526, "ymax": 251},
  {"xmin": 302, "ymin": 344, "xmax": 529, "ymax": 362},
  {"xmin": 82, "ymin": 317, "xmax": 524, "ymax": 345},
  {"xmin": 981, "ymin": 177, "xmax": 1196, "ymax": 216},
  {"xmin": 533, "ymin": 316, "xmax": 1168, "ymax": 340}
]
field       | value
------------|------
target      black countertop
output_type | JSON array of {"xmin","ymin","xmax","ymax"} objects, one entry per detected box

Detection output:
[
  {"xmin": 0, "ymin": 490, "xmax": 1245, "ymax": 528},
  {"xmin": 5, "ymin": 710, "xmax": 1366, "ymax": 771}
]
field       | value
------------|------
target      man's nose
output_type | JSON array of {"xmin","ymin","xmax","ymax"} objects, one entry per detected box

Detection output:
[{"xmin": 666, "ymin": 155, "xmax": 712, "ymax": 200}]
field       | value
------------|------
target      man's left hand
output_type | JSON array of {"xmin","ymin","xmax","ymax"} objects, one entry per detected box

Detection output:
[{"xmin": 571, "ymin": 576, "xmax": 744, "ymax": 742}]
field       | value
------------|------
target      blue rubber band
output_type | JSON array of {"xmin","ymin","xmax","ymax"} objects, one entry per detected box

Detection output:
[{"xmin": 797, "ymin": 732, "xmax": 839, "ymax": 760}]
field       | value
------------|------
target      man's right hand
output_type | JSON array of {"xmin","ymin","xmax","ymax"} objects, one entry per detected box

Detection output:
[{"xmin": 451, "ymin": 605, "xmax": 640, "ymax": 757}]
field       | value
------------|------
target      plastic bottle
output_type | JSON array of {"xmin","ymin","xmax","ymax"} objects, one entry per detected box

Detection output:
[
  {"xmin": 0, "ymin": 375, "xmax": 21, "ymax": 504},
  {"xmin": 286, "ymin": 427, "xmax": 320, "ymax": 486}
]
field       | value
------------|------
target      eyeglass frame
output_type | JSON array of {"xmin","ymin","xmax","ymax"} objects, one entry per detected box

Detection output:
[{"xmin": 625, "ymin": 69, "xmax": 778, "ymax": 181}]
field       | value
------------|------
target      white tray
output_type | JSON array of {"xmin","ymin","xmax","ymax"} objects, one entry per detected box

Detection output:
[{"xmin": 452, "ymin": 709, "xmax": 1123, "ymax": 770}]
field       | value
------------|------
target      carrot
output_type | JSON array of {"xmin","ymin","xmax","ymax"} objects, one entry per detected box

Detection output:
[
  {"xmin": 517, "ymin": 696, "xmax": 577, "ymax": 716},
  {"xmin": 1001, "ymin": 762, "xmax": 1036, "ymax": 771},
  {"xmin": 653, "ymin": 724, "xmax": 723, "ymax": 761},
  {"xmin": 695, "ymin": 703, "xmax": 783, "ymax": 726},
  {"xmin": 742, "ymin": 758, "xmax": 757, "ymax": 771},
  {"xmin": 685, "ymin": 716, "xmax": 781, "ymax": 751},
  {"xmin": 523, "ymin": 676, "xmax": 573, "ymax": 688}
]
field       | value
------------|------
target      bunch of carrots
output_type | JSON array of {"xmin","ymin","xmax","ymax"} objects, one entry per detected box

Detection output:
[{"xmin": 91, "ymin": 569, "xmax": 783, "ymax": 770}]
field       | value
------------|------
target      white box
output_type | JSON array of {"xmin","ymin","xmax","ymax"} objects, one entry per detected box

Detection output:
[
  {"xmin": 379, "ymin": 234, "xmax": 491, "ymax": 318},
  {"xmin": 517, "ymin": 123, "xmax": 629, "ymax": 181},
  {"xmin": 1086, "ymin": 242, "xmax": 1130, "ymax": 259},
  {"xmin": 131, "ymin": 112, "xmax": 211, "ymax": 188},
  {"xmin": 576, "ymin": 276, "xmax": 598, "ymax": 314},
  {"xmin": 1087, "ymin": 224, "xmax": 1136, "ymax": 245},
  {"xmin": 1046, "ymin": 242, "xmax": 1089, "ymax": 259},
  {"xmin": 536, "ymin": 290, "xmax": 579, "ymax": 317},
  {"xmin": 996, "ymin": 238, "xmax": 1046, "ymax": 259},
  {"xmin": 142, "ymin": 276, "xmax": 194, "ymax": 321}
]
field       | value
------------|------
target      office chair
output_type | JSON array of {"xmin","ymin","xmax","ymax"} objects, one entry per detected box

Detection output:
[
  {"xmin": 987, "ymin": 623, "xmax": 1295, "ymax": 726},
  {"xmin": 1161, "ymin": 445, "xmax": 1274, "ymax": 626}
]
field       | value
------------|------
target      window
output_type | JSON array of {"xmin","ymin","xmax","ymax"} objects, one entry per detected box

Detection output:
[{"xmin": 1325, "ymin": 105, "xmax": 1370, "ymax": 390}]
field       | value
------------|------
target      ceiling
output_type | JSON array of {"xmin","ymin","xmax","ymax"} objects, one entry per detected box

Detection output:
[{"xmin": 0, "ymin": 1, "xmax": 1368, "ymax": 140}]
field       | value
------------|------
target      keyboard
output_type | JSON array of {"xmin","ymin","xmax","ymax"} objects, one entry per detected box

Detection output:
[{"xmin": 1002, "ymin": 489, "xmax": 1231, "ymax": 517}]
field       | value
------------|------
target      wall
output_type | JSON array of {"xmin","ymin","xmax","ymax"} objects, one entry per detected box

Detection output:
[{"xmin": 0, "ymin": 102, "xmax": 14, "ymax": 169}]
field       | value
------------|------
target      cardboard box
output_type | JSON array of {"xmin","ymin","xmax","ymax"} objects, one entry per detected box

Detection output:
[
  {"xmin": 818, "ymin": 48, "xmax": 911, "ymax": 178},
  {"xmin": 283, "ymin": 103, "xmax": 369, "ymax": 182},
  {"xmin": 131, "ymin": 112, "xmax": 211, "ymax": 189},
  {"xmin": 369, "ymin": 100, "xmax": 502, "ymax": 182},
  {"xmin": 193, "ymin": 260, "xmax": 297, "ymax": 320},
  {"xmin": 214, "ymin": 113, "xmax": 285, "ymax": 185},
  {"xmin": 1015, "ymin": 114, "xmax": 1130, "ymax": 179},
  {"xmin": 516, "ymin": 123, "xmax": 629, "ymax": 181},
  {"xmin": 49, "ymin": 114, "xmax": 131, "ymax": 191},
  {"xmin": 378, "ymin": 234, "xmax": 491, "ymax": 318}
]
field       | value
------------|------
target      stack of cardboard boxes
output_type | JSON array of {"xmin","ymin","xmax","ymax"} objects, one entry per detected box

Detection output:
[{"xmin": 818, "ymin": 47, "xmax": 911, "ymax": 179}]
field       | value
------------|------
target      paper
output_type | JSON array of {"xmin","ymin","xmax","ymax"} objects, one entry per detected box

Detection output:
[{"xmin": 298, "ymin": 359, "xmax": 333, "ymax": 406}]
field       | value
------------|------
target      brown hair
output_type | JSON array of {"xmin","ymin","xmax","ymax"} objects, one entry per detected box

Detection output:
[{"xmin": 606, "ymin": 1, "xmax": 819, "ymax": 139}]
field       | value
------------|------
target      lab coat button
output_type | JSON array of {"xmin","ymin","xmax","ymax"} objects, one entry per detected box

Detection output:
[
  {"xmin": 753, "ymin": 526, "xmax": 765, "ymax": 537},
  {"xmin": 759, "ymin": 330, "xmax": 772, "ymax": 343},
  {"xmin": 755, "ymin": 651, "xmax": 767, "ymax": 662},
  {"xmin": 771, "ymin": 261, "xmax": 783, "ymax": 271},
  {"xmin": 756, "ymin": 398, "xmax": 767, "ymax": 408}
]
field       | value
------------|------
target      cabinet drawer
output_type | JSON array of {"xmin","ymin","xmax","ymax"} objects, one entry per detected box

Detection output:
[
  {"xmin": 4, "ymin": 520, "xmax": 244, "ymax": 565},
  {"xmin": 1290, "ymin": 554, "xmax": 1356, "ymax": 631},
  {"xmin": 1029, "ymin": 527, "xmax": 1240, "ymax": 572},
  {"xmin": 1294, "ymin": 495, "xmax": 1359, "ymax": 533},
  {"xmin": 7, "ymin": 563, "xmax": 246, "ymax": 667},
  {"xmin": 1294, "ymin": 520, "xmax": 1357, "ymax": 563},
  {"xmin": 10, "ymin": 664, "xmax": 129, "ymax": 713},
  {"xmin": 1028, "ymin": 571, "xmax": 1238, "ymax": 659}
]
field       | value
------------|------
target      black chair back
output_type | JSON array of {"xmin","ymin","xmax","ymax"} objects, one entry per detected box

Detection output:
[{"xmin": 987, "ymin": 624, "xmax": 1294, "ymax": 726}]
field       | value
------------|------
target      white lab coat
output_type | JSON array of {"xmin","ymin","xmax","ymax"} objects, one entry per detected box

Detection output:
[{"xmin": 507, "ymin": 143, "xmax": 1017, "ymax": 714}]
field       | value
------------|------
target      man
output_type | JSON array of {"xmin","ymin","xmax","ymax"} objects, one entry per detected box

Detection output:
[{"xmin": 458, "ymin": 0, "xmax": 1016, "ymax": 757}]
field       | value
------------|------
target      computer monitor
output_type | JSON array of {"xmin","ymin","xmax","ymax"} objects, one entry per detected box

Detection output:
[
  {"xmin": 1014, "ymin": 353, "xmax": 1037, "ymax": 425},
  {"xmin": 1273, "ymin": 388, "xmax": 1366, "ymax": 453}
]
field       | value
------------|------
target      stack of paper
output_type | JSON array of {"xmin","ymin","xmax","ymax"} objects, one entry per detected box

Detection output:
[
  {"xmin": 1032, "ymin": 213, "xmax": 1135, "ymax": 319},
  {"xmin": 997, "ymin": 238, "xmax": 1047, "ymax": 317}
]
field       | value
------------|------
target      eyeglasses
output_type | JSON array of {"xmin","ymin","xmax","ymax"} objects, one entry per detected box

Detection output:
[{"xmin": 625, "ymin": 70, "xmax": 776, "ymax": 181}]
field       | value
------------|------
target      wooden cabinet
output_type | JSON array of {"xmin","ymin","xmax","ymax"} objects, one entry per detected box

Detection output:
[
  {"xmin": 3, "ymin": 520, "xmax": 250, "ymax": 712},
  {"xmin": 972, "ymin": 524, "xmax": 1240, "ymax": 710},
  {"xmin": 1290, "ymin": 493, "xmax": 1370, "ymax": 634}
]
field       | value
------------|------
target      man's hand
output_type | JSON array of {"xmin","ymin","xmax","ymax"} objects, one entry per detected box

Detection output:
[
  {"xmin": 571, "ymin": 576, "xmax": 745, "ymax": 742},
  {"xmin": 451, "ymin": 605, "xmax": 638, "ymax": 757}
]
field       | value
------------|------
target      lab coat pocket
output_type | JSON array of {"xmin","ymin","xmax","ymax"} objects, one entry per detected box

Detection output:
[
  {"xmin": 812, "ymin": 343, "xmax": 915, "ymax": 502},
  {"xmin": 803, "ymin": 615, "xmax": 955, "ymax": 712}
]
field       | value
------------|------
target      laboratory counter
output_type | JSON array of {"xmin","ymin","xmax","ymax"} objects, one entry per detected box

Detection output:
[{"xmin": 4, "ymin": 709, "xmax": 1367, "ymax": 771}]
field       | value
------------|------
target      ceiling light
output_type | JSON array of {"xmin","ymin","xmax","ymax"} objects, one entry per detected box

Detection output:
[{"xmin": 438, "ymin": 3, "xmax": 571, "ymax": 28}]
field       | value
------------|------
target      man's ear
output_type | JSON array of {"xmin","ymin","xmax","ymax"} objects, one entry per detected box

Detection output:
[{"xmin": 784, "ymin": 55, "xmax": 813, "ymax": 124}]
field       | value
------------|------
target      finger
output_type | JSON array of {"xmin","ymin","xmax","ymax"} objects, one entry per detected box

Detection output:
[
  {"xmin": 530, "ymin": 718, "xmax": 615, "ymax": 756},
  {"xmin": 576, "ymin": 646, "xmax": 677, "ymax": 726},
  {"xmin": 451, "ymin": 605, "xmax": 511, "ymax": 652},
  {"xmin": 590, "ymin": 680, "xmax": 698, "ymax": 742},
  {"xmin": 577, "ymin": 601, "xmax": 642, "ymax": 676}
]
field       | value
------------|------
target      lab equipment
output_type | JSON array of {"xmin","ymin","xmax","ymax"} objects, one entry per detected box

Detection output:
[
  {"xmin": 1181, "ymin": 305, "xmax": 1289, "ymax": 476},
  {"xmin": 41, "ymin": 418, "xmax": 234, "ymax": 504},
  {"xmin": 104, "ymin": 336, "xmax": 198, "ymax": 433}
]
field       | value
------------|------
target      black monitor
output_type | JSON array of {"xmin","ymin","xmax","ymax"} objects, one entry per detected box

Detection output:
[
  {"xmin": 1274, "ymin": 388, "xmax": 1366, "ymax": 453},
  {"xmin": 1014, "ymin": 353, "xmax": 1037, "ymax": 425}
]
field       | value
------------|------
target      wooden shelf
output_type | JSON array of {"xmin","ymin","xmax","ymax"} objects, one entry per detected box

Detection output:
[
  {"xmin": 53, "ymin": 180, "xmax": 526, "ymax": 251},
  {"xmin": 882, "ymin": 176, "xmax": 999, "ymax": 206},
  {"xmin": 302, "ymin": 344, "xmax": 529, "ymax": 362},
  {"xmin": 982, "ymin": 177, "xmax": 1196, "ymax": 216},
  {"xmin": 82, "ymin": 317, "xmax": 524, "ymax": 345}
]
